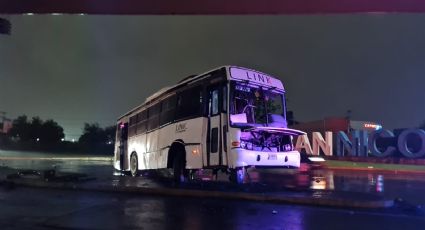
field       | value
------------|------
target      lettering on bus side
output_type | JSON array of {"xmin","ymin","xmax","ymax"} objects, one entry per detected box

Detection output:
[
  {"xmin": 176, "ymin": 123, "xmax": 187, "ymax": 133},
  {"xmin": 245, "ymin": 72, "xmax": 271, "ymax": 84}
]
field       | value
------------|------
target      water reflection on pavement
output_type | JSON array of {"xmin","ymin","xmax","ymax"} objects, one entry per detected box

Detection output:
[
  {"xmin": 3, "ymin": 186, "xmax": 422, "ymax": 230},
  {"xmin": 2, "ymin": 149, "xmax": 425, "ymax": 205}
]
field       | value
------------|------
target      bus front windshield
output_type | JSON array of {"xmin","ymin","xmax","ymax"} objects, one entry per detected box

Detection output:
[{"xmin": 230, "ymin": 83, "xmax": 286, "ymax": 127}]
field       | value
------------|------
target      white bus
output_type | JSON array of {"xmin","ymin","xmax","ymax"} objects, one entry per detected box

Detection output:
[{"xmin": 114, "ymin": 66, "xmax": 305, "ymax": 183}]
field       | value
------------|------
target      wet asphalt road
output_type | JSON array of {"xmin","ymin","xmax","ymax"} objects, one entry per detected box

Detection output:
[
  {"xmin": 0, "ymin": 186, "xmax": 424, "ymax": 230},
  {"xmin": 1, "ymin": 150, "xmax": 425, "ymax": 229},
  {"xmin": 1, "ymin": 150, "xmax": 425, "ymax": 205}
]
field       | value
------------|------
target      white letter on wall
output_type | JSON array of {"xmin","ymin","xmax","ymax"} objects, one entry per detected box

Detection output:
[
  {"xmin": 312, "ymin": 132, "xmax": 333, "ymax": 156},
  {"xmin": 295, "ymin": 135, "xmax": 313, "ymax": 154}
]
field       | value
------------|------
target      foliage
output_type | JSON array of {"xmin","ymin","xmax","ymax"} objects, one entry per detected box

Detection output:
[
  {"xmin": 40, "ymin": 120, "xmax": 65, "ymax": 144},
  {"xmin": 79, "ymin": 123, "xmax": 107, "ymax": 145},
  {"xmin": 4, "ymin": 115, "xmax": 115, "ymax": 154},
  {"xmin": 79, "ymin": 123, "xmax": 116, "ymax": 154},
  {"xmin": 8, "ymin": 115, "xmax": 64, "ymax": 145},
  {"xmin": 104, "ymin": 125, "xmax": 116, "ymax": 143},
  {"xmin": 8, "ymin": 115, "xmax": 31, "ymax": 142}
]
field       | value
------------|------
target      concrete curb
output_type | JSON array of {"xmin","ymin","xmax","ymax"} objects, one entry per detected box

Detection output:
[{"xmin": 2, "ymin": 178, "xmax": 394, "ymax": 209}]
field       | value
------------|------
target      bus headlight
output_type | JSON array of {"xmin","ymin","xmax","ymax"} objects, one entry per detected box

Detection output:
[
  {"xmin": 284, "ymin": 144, "xmax": 293, "ymax": 151},
  {"xmin": 246, "ymin": 142, "xmax": 253, "ymax": 150},
  {"xmin": 240, "ymin": 141, "xmax": 246, "ymax": 149}
]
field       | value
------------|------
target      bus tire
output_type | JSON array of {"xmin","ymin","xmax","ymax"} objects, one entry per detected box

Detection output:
[
  {"xmin": 130, "ymin": 152, "xmax": 139, "ymax": 177},
  {"xmin": 173, "ymin": 154, "xmax": 185, "ymax": 183},
  {"xmin": 229, "ymin": 167, "xmax": 245, "ymax": 184}
]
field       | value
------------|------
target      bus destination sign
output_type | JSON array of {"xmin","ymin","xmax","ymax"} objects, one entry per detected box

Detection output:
[{"xmin": 229, "ymin": 67, "xmax": 284, "ymax": 90}]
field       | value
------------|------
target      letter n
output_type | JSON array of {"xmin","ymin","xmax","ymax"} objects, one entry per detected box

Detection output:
[
  {"xmin": 336, "ymin": 131, "xmax": 354, "ymax": 156},
  {"xmin": 337, "ymin": 130, "xmax": 367, "ymax": 156},
  {"xmin": 312, "ymin": 132, "xmax": 333, "ymax": 156}
]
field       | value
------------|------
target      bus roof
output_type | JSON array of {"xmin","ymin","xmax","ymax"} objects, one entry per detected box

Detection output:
[{"xmin": 118, "ymin": 65, "xmax": 285, "ymax": 121}]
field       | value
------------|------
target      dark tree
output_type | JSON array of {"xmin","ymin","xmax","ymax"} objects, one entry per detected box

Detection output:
[
  {"xmin": 104, "ymin": 125, "xmax": 116, "ymax": 144},
  {"xmin": 78, "ymin": 123, "xmax": 116, "ymax": 154},
  {"xmin": 8, "ymin": 115, "xmax": 31, "ymax": 141},
  {"xmin": 79, "ymin": 123, "xmax": 107, "ymax": 145},
  {"xmin": 8, "ymin": 115, "xmax": 65, "ymax": 147},
  {"xmin": 29, "ymin": 116, "xmax": 43, "ymax": 142},
  {"xmin": 39, "ymin": 119, "xmax": 65, "ymax": 144}
]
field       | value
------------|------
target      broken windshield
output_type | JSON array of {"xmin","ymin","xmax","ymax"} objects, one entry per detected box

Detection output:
[{"xmin": 230, "ymin": 83, "xmax": 286, "ymax": 127}]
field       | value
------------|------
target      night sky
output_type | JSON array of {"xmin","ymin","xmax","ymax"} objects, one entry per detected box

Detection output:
[{"xmin": 1, "ymin": 14, "xmax": 425, "ymax": 139}]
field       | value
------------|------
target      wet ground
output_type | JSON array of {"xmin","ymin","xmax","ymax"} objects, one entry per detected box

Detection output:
[
  {"xmin": 1, "ymin": 149, "xmax": 425, "ymax": 205},
  {"xmin": 1, "ymin": 150, "xmax": 425, "ymax": 229},
  {"xmin": 0, "ymin": 186, "xmax": 424, "ymax": 230}
]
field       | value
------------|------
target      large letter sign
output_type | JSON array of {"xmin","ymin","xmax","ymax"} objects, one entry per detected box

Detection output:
[
  {"xmin": 336, "ymin": 130, "xmax": 368, "ymax": 157},
  {"xmin": 397, "ymin": 129, "xmax": 425, "ymax": 158},
  {"xmin": 312, "ymin": 132, "xmax": 333, "ymax": 156},
  {"xmin": 368, "ymin": 129, "xmax": 396, "ymax": 157},
  {"xmin": 301, "ymin": 128, "xmax": 425, "ymax": 159},
  {"xmin": 295, "ymin": 135, "xmax": 313, "ymax": 154}
]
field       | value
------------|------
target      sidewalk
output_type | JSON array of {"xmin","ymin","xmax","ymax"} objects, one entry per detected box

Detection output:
[{"xmin": 323, "ymin": 160, "xmax": 425, "ymax": 174}]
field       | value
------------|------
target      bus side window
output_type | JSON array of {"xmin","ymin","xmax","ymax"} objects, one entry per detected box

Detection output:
[
  {"xmin": 137, "ymin": 110, "xmax": 147, "ymax": 134},
  {"xmin": 160, "ymin": 95, "xmax": 176, "ymax": 126},
  {"xmin": 147, "ymin": 103, "xmax": 160, "ymax": 131},
  {"xmin": 129, "ymin": 115, "xmax": 137, "ymax": 137},
  {"xmin": 211, "ymin": 89, "xmax": 219, "ymax": 115},
  {"xmin": 175, "ymin": 86, "xmax": 202, "ymax": 120}
]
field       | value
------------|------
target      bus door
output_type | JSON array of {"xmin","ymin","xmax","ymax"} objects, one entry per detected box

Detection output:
[
  {"xmin": 221, "ymin": 85, "xmax": 228, "ymax": 166},
  {"xmin": 119, "ymin": 122, "xmax": 128, "ymax": 170},
  {"xmin": 207, "ymin": 86, "xmax": 223, "ymax": 166}
]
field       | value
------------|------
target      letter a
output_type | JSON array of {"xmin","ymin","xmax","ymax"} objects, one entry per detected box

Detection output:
[{"xmin": 295, "ymin": 135, "xmax": 313, "ymax": 154}]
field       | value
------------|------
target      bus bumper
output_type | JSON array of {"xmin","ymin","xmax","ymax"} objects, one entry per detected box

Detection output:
[{"xmin": 230, "ymin": 148, "xmax": 300, "ymax": 168}]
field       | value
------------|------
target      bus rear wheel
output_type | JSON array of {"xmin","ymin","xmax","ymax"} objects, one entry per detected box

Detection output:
[
  {"xmin": 130, "ymin": 153, "xmax": 139, "ymax": 177},
  {"xmin": 173, "ymin": 155, "xmax": 186, "ymax": 183}
]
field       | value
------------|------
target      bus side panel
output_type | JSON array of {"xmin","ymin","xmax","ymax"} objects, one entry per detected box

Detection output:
[
  {"xmin": 113, "ymin": 141, "xmax": 121, "ymax": 170},
  {"xmin": 127, "ymin": 136, "xmax": 137, "ymax": 170},
  {"xmin": 126, "ymin": 134, "xmax": 146, "ymax": 170},
  {"xmin": 171, "ymin": 117, "xmax": 206, "ymax": 169},
  {"xmin": 227, "ymin": 127, "xmax": 242, "ymax": 168},
  {"xmin": 157, "ymin": 123, "xmax": 175, "ymax": 169},
  {"xmin": 146, "ymin": 130, "xmax": 159, "ymax": 169},
  {"xmin": 127, "ymin": 133, "xmax": 147, "ymax": 170},
  {"xmin": 137, "ymin": 133, "xmax": 147, "ymax": 170}
]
